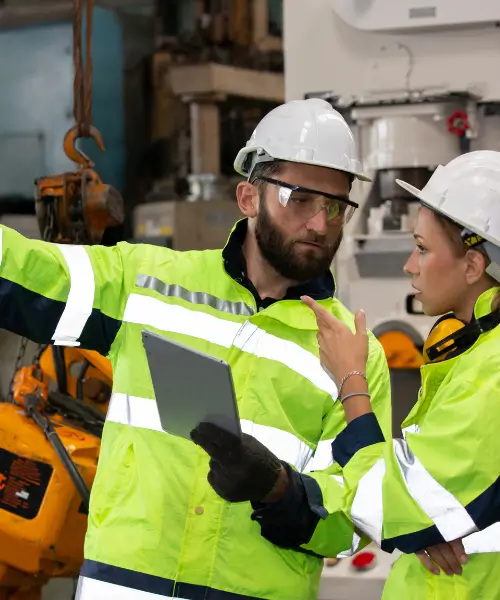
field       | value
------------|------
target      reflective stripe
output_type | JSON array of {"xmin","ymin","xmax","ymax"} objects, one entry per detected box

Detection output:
[
  {"xmin": 232, "ymin": 321, "xmax": 337, "ymax": 399},
  {"xmin": 52, "ymin": 245, "xmax": 95, "ymax": 347},
  {"xmin": 402, "ymin": 424, "xmax": 420, "ymax": 437},
  {"xmin": 350, "ymin": 441, "xmax": 478, "ymax": 545},
  {"xmin": 336, "ymin": 532, "xmax": 361, "ymax": 558},
  {"xmin": 463, "ymin": 522, "xmax": 500, "ymax": 554},
  {"xmin": 136, "ymin": 274, "xmax": 254, "ymax": 317},
  {"xmin": 123, "ymin": 293, "xmax": 338, "ymax": 399},
  {"xmin": 393, "ymin": 439, "xmax": 477, "ymax": 541},
  {"xmin": 124, "ymin": 293, "xmax": 239, "ymax": 347},
  {"xmin": 107, "ymin": 393, "xmax": 163, "ymax": 433},
  {"xmin": 331, "ymin": 474, "xmax": 345, "ymax": 488},
  {"xmin": 240, "ymin": 419, "xmax": 313, "ymax": 472},
  {"xmin": 350, "ymin": 458, "xmax": 385, "ymax": 545},
  {"xmin": 77, "ymin": 562, "xmax": 266, "ymax": 600},
  {"xmin": 76, "ymin": 576, "xmax": 180, "ymax": 600},
  {"xmin": 304, "ymin": 438, "xmax": 335, "ymax": 472},
  {"xmin": 106, "ymin": 393, "xmax": 313, "ymax": 472}
]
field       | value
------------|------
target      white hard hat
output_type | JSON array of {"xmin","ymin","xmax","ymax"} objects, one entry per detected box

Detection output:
[
  {"xmin": 396, "ymin": 150, "xmax": 500, "ymax": 281},
  {"xmin": 234, "ymin": 98, "xmax": 370, "ymax": 182}
]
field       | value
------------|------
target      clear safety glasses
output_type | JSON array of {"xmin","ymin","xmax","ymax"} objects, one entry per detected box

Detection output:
[{"xmin": 256, "ymin": 176, "xmax": 359, "ymax": 224}]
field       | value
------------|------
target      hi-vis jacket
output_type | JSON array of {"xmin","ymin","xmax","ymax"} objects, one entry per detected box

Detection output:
[
  {"xmin": 0, "ymin": 220, "xmax": 391, "ymax": 600},
  {"xmin": 333, "ymin": 287, "xmax": 500, "ymax": 600}
]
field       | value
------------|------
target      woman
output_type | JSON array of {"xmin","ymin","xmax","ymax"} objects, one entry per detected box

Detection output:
[{"xmin": 302, "ymin": 150, "xmax": 500, "ymax": 599}]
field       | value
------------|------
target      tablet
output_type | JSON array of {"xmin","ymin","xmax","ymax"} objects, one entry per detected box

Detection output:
[{"xmin": 141, "ymin": 329, "xmax": 242, "ymax": 441}]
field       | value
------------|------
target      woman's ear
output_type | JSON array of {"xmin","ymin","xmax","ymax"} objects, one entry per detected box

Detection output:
[
  {"xmin": 236, "ymin": 182, "xmax": 259, "ymax": 218},
  {"xmin": 464, "ymin": 249, "xmax": 488, "ymax": 285}
]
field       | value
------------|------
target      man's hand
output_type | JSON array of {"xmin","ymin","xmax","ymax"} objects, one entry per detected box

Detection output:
[
  {"xmin": 416, "ymin": 539, "xmax": 467, "ymax": 576},
  {"xmin": 190, "ymin": 422, "xmax": 286, "ymax": 503}
]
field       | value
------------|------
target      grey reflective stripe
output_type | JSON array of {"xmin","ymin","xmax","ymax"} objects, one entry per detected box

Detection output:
[{"xmin": 136, "ymin": 274, "xmax": 254, "ymax": 317}]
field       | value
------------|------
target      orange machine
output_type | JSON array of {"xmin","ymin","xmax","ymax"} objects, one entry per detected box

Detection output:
[
  {"xmin": 0, "ymin": 121, "xmax": 122, "ymax": 599},
  {"xmin": 0, "ymin": 349, "xmax": 111, "ymax": 599}
]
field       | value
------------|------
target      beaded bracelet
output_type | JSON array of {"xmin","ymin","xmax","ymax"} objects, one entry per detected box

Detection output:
[{"xmin": 338, "ymin": 370, "xmax": 367, "ymax": 398}]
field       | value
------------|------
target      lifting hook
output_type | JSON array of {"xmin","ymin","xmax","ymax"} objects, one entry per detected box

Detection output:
[{"xmin": 63, "ymin": 125, "xmax": 105, "ymax": 167}]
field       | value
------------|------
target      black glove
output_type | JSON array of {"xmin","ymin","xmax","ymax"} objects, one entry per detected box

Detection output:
[{"xmin": 190, "ymin": 422, "xmax": 283, "ymax": 503}]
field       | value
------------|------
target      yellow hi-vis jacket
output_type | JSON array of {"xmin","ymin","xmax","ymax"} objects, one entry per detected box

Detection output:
[
  {"xmin": 333, "ymin": 287, "xmax": 500, "ymax": 600},
  {"xmin": 0, "ymin": 220, "xmax": 391, "ymax": 600}
]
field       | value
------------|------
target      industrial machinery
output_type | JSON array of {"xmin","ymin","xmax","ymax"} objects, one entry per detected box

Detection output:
[
  {"xmin": 0, "ymin": 130, "xmax": 121, "ymax": 600},
  {"xmin": 283, "ymin": 0, "xmax": 500, "ymax": 597},
  {"xmin": 0, "ymin": 134, "xmax": 120, "ymax": 597},
  {"xmin": 0, "ymin": 0, "xmax": 124, "ymax": 597}
]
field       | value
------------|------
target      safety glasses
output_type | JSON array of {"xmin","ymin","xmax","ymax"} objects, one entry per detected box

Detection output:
[{"xmin": 255, "ymin": 176, "xmax": 359, "ymax": 224}]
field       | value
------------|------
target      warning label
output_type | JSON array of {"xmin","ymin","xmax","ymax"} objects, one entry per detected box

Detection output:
[{"xmin": 0, "ymin": 448, "xmax": 53, "ymax": 520}]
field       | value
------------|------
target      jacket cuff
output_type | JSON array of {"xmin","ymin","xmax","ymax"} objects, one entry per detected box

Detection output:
[
  {"xmin": 250, "ymin": 462, "xmax": 324, "ymax": 548},
  {"xmin": 332, "ymin": 413, "xmax": 385, "ymax": 468}
]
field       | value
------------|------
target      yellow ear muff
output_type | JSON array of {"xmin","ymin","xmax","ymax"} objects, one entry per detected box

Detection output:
[{"xmin": 423, "ymin": 317, "xmax": 465, "ymax": 363}]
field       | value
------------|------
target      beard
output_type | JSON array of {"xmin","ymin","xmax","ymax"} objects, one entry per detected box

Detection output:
[{"xmin": 255, "ymin": 200, "xmax": 343, "ymax": 282}]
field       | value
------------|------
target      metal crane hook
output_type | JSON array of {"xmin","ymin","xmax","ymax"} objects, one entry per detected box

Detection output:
[{"xmin": 63, "ymin": 125, "xmax": 105, "ymax": 167}]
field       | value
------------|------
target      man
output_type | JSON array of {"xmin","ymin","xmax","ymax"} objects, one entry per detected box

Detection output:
[{"xmin": 0, "ymin": 98, "xmax": 391, "ymax": 600}]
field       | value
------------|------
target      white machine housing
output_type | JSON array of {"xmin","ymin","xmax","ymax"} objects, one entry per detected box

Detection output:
[
  {"xmin": 283, "ymin": 0, "xmax": 500, "ymax": 597},
  {"xmin": 331, "ymin": 0, "xmax": 500, "ymax": 33}
]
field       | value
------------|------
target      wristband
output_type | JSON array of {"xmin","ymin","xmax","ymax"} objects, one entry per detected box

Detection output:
[{"xmin": 340, "ymin": 392, "xmax": 371, "ymax": 405}]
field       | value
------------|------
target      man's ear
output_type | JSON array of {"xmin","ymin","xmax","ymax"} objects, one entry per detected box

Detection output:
[
  {"xmin": 236, "ymin": 182, "xmax": 259, "ymax": 218},
  {"xmin": 464, "ymin": 249, "xmax": 488, "ymax": 285}
]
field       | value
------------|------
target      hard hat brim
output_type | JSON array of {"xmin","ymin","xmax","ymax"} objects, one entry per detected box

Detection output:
[
  {"xmin": 396, "ymin": 178, "xmax": 500, "ymax": 249},
  {"xmin": 234, "ymin": 148, "xmax": 372, "ymax": 183}
]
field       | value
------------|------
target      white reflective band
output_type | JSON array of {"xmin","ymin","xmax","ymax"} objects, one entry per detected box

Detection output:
[
  {"xmin": 124, "ymin": 293, "xmax": 240, "ymax": 347},
  {"xmin": 232, "ymin": 322, "xmax": 337, "ymax": 399},
  {"xmin": 123, "ymin": 294, "xmax": 338, "ymax": 399},
  {"xmin": 350, "ymin": 458, "xmax": 385, "ymax": 546},
  {"xmin": 240, "ymin": 419, "xmax": 313, "ymax": 472},
  {"xmin": 304, "ymin": 438, "xmax": 336, "ymax": 472},
  {"xmin": 463, "ymin": 522, "xmax": 500, "ymax": 554},
  {"xmin": 336, "ymin": 532, "xmax": 362, "ymax": 558},
  {"xmin": 107, "ymin": 393, "xmax": 313, "ymax": 472},
  {"xmin": 393, "ymin": 439, "xmax": 477, "ymax": 541},
  {"xmin": 402, "ymin": 424, "xmax": 420, "ymax": 438},
  {"xmin": 76, "ymin": 576, "xmax": 187, "ymax": 600},
  {"xmin": 52, "ymin": 245, "xmax": 95, "ymax": 347},
  {"xmin": 106, "ymin": 393, "xmax": 163, "ymax": 433},
  {"xmin": 331, "ymin": 474, "xmax": 345, "ymax": 488}
]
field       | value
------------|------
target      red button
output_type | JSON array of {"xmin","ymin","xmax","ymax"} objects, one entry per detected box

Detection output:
[{"xmin": 352, "ymin": 551, "xmax": 377, "ymax": 570}]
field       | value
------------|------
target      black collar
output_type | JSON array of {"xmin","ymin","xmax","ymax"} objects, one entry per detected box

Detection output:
[{"xmin": 222, "ymin": 219, "xmax": 335, "ymax": 309}]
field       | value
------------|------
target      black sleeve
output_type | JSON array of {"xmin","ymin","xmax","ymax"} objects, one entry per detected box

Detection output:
[{"xmin": 250, "ymin": 461, "xmax": 328, "ymax": 554}]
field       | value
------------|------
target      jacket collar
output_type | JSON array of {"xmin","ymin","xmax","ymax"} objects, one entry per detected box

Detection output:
[{"xmin": 474, "ymin": 286, "xmax": 500, "ymax": 320}]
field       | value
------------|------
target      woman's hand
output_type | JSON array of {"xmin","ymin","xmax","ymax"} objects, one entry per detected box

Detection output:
[
  {"xmin": 301, "ymin": 295, "xmax": 369, "ymax": 385},
  {"xmin": 416, "ymin": 539, "xmax": 467, "ymax": 576}
]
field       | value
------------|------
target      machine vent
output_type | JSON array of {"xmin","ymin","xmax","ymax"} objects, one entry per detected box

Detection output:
[{"xmin": 409, "ymin": 6, "xmax": 437, "ymax": 19}]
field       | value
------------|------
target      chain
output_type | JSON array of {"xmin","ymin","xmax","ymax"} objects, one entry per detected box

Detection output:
[
  {"xmin": 6, "ymin": 203, "xmax": 57, "ymax": 403},
  {"xmin": 73, "ymin": 0, "xmax": 94, "ymax": 138}
]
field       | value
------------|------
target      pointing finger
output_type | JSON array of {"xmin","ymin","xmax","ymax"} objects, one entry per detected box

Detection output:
[
  {"xmin": 301, "ymin": 296, "xmax": 336, "ymax": 323},
  {"xmin": 354, "ymin": 309, "xmax": 367, "ymax": 336}
]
